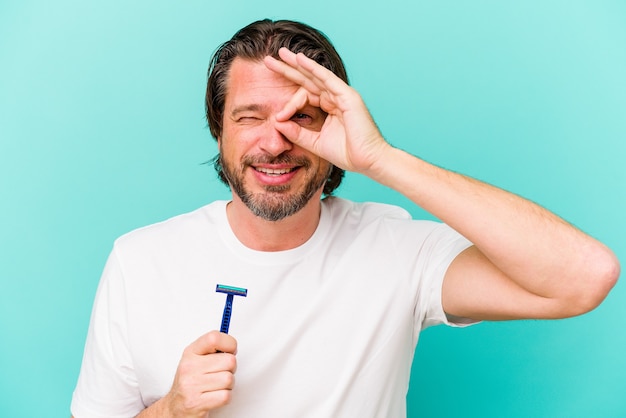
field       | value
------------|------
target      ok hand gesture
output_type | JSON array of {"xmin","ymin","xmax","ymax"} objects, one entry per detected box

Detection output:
[{"xmin": 264, "ymin": 48, "xmax": 391, "ymax": 176}]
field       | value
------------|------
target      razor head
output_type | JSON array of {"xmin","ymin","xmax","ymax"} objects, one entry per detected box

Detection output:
[{"xmin": 215, "ymin": 284, "xmax": 248, "ymax": 297}]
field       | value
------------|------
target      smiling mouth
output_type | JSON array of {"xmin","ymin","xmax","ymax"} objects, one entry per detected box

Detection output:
[{"xmin": 253, "ymin": 166, "xmax": 299, "ymax": 176}]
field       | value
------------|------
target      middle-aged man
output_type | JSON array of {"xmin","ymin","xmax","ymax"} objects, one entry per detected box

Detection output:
[{"xmin": 71, "ymin": 19, "xmax": 620, "ymax": 418}]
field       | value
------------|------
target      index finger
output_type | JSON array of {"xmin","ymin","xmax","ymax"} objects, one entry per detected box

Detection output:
[
  {"xmin": 190, "ymin": 330, "xmax": 237, "ymax": 356},
  {"xmin": 279, "ymin": 47, "xmax": 349, "ymax": 97},
  {"xmin": 264, "ymin": 54, "xmax": 321, "ymax": 95}
]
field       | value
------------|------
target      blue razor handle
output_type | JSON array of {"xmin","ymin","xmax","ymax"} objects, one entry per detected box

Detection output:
[{"xmin": 215, "ymin": 284, "xmax": 247, "ymax": 334}]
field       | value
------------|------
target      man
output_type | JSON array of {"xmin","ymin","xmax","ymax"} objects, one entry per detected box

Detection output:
[{"xmin": 71, "ymin": 19, "xmax": 619, "ymax": 417}]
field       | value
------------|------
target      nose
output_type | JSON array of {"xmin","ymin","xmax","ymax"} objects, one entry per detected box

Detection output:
[{"xmin": 258, "ymin": 120, "xmax": 293, "ymax": 156}]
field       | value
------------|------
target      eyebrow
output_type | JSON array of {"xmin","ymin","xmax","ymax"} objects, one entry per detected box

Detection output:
[{"xmin": 230, "ymin": 104, "xmax": 269, "ymax": 118}]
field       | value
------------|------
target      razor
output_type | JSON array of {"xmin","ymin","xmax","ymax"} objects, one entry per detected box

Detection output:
[{"xmin": 215, "ymin": 284, "xmax": 248, "ymax": 334}]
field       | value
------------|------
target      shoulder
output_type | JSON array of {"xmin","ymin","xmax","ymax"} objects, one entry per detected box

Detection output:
[
  {"xmin": 323, "ymin": 197, "xmax": 465, "ymax": 248},
  {"xmin": 323, "ymin": 196, "xmax": 412, "ymax": 224},
  {"xmin": 113, "ymin": 201, "xmax": 227, "ymax": 252}
]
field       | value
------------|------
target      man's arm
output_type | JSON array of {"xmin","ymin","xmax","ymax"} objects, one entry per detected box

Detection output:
[
  {"xmin": 371, "ymin": 147, "xmax": 619, "ymax": 320},
  {"xmin": 265, "ymin": 48, "xmax": 620, "ymax": 321}
]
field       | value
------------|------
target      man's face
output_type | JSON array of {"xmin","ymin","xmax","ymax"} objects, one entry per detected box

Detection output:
[{"xmin": 218, "ymin": 57, "xmax": 331, "ymax": 221}]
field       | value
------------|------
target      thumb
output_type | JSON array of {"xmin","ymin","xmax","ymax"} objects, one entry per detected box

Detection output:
[
  {"xmin": 275, "ymin": 120, "xmax": 320, "ymax": 155},
  {"xmin": 190, "ymin": 330, "xmax": 237, "ymax": 356}
]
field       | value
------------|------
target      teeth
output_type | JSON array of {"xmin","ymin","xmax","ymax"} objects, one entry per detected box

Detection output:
[{"xmin": 255, "ymin": 167, "xmax": 294, "ymax": 175}]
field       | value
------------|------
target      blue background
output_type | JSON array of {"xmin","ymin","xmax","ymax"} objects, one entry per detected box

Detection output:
[{"xmin": 1, "ymin": 1, "xmax": 624, "ymax": 416}]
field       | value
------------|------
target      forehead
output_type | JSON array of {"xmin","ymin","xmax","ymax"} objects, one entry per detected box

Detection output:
[{"xmin": 224, "ymin": 57, "xmax": 299, "ymax": 110}]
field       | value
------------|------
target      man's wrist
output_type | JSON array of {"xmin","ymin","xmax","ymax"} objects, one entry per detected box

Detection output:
[{"xmin": 136, "ymin": 395, "xmax": 171, "ymax": 418}]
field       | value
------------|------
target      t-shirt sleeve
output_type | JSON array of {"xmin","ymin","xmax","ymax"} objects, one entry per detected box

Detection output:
[
  {"xmin": 71, "ymin": 247, "xmax": 145, "ymax": 418},
  {"xmin": 413, "ymin": 222, "xmax": 479, "ymax": 330}
]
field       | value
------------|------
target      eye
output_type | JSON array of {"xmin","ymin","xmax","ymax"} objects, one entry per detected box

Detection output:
[
  {"xmin": 236, "ymin": 116, "xmax": 261, "ymax": 123},
  {"xmin": 290, "ymin": 113, "xmax": 313, "ymax": 124}
]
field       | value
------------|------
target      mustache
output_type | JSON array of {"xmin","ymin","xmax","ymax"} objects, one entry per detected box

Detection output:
[{"xmin": 242, "ymin": 154, "xmax": 311, "ymax": 168}]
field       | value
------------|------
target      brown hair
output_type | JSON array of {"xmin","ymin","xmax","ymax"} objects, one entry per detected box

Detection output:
[{"xmin": 205, "ymin": 19, "xmax": 347, "ymax": 195}]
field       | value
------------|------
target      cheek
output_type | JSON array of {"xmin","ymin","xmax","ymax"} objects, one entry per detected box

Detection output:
[
  {"xmin": 221, "ymin": 124, "xmax": 262, "ymax": 153},
  {"xmin": 219, "ymin": 132, "xmax": 247, "ymax": 160},
  {"xmin": 217, "ymin": 137, "xmax": 237, "ymax": 167},
  {"xmin": 310, "ymin": 156, "xmax": 332, "ymax": 178}
]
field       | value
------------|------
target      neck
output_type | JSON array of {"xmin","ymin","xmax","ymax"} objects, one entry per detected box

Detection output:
[{"xmin": 226, "ymin": 192, "xmax": 324, "ymax": 252}]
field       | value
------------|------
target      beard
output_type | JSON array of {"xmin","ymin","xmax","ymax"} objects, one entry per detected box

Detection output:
[{"xmin": 219, "ymin": 153, "xmax": 330, "ymax": 222}]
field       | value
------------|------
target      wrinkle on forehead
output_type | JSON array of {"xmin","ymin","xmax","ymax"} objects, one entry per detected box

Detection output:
[
  {"xmin": 225, "ymin": 57, "xmax": 300, "ymax": 114},
  {"xmin": 230, "ymin": 103, "xmax": 269, "ymax": 118}
]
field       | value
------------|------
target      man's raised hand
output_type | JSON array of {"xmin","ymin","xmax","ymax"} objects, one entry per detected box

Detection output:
[{"xmin": 264, "ymin": 47, "xmax": 391, "ymax": 176}]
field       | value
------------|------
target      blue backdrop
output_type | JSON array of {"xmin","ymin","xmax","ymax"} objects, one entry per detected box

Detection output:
[{"xmin": 1, "ymin": 1, "xmax": 624, "ymax": 416}]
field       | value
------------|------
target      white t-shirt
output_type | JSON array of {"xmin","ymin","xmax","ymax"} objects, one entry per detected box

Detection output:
[{"xmin": 71, "ymin": 197, "xmax": 473, "ymax": 418}]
